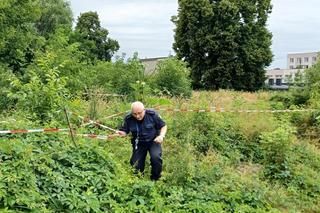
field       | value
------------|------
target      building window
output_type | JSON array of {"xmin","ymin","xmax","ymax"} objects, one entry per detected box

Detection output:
[
  {"xmin": 276, "ymin": 79, "xmax": 282, "ymax": 85},
  {"xmin": 304, "ymin": 57, "xmax": 309, "ymax": 62},
  {"xmin": 268, "ymin": 79, "xmax": 274, "ymax": 85},
  {"xmin": 312, "ymin": 56, "xmax": 317, "ymax": 62},
  {"xmin": 289, "ymin": 65, "xmax": 294, "ymax": 69},
  {"xmin": 296, "ymin": 58, "xmax": 302, "ymax": 64},
  {"xmin": 290, "ymin": 58, "xmax": 294, "ymax": 63}
]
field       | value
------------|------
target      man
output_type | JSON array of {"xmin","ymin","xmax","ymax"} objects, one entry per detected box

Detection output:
[{"xmin": 113, "ymin": 101, "xmax": 167, "ymax": 181}]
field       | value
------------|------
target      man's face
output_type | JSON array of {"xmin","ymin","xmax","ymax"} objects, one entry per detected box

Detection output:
[{"xmin": 131, "ymin": 107, "xmax": 145, "ymax": 121}]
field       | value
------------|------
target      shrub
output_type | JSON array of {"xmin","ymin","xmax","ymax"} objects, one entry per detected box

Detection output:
[
  {"xmin": 0, "ymin": 138, "xmax": 116, "ymax": 212},
  {"xmin": 0, "ymin": 64, "xmax": 16, "ymax": 111},
  {"xmin": 259, "ymin": 126, "xmax": 295, "ymax": 182},
  {"xmin": 88, "ymin": 54, "xmax": 146, "ymax": 98},
  {"xmin": 150, "ymin": 57, "xmax": 192, "ymax": 97},
  {"xmin": 8, "ymin": 52, "xmax": 69, "ymax": 122}
]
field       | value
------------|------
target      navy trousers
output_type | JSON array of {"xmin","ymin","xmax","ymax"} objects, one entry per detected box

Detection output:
[{"xmin": 130, "ymin": 141, "xmax": 162, "ymax": 180}]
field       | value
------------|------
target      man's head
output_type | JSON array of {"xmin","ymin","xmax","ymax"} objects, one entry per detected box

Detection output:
[{"xmin": 131, "ymin": 101, "xmax": 145, "ymax": 121}]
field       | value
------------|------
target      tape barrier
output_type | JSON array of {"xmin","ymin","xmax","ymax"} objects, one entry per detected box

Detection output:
[
  {"xmin": 153, "ymin": 106, "xmax": 315, "ymax": 113},
  {"xmin": 83, "ymin": 93, "xmax": 125, "ymax": 97},
  {"xmin": 75, "ymin": 133, "xmax": 109, "ymax": 140},
  {"xmin": 0, "ymin": 127, "xmax": 114, "ymax": 141},
  {"xmin": 0, "ymin": 128, "xmax": 69, "ymax": 135},
  {"xmin": 67, "ymin": 111, "xmax": 117, "ymax": 132},
  {"xmin": 104, "ymin": 111, "xmax": 129, "ymax": 119}
]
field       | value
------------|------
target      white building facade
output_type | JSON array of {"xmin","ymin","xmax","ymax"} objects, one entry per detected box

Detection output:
[
  {"xmin": 266, "ymin": 52, "xmax": 318, "ymax": 89},
  {"xmin": 287, "ymin": 52, "xmax": 318, "ymax": 69}
]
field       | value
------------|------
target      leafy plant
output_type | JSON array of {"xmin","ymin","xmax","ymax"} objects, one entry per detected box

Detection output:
[
  {"xmin": 150, "ymin": 57, "xmax": 192, "ymax": 97},
  {"xmin": 8, "ymin": 52, "xmax": 68, "ymax": 122}
]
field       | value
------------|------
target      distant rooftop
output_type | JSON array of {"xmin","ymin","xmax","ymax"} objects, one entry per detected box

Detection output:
[
  {"xmin": 140, "ymin": 57, "xmax": 168, "ymax": 62},
  {"xmin": 287, "ymin": 51, "xmax": 319, "ymax": 55}
]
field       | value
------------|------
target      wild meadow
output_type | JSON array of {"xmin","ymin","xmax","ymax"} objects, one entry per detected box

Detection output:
[
  {"xmin": 1, "ymin": 88, "xmax": 319, "ymax": 212},
  {"xmin": 1, "ymin": 1, "xmax": 320, "ymax": 211}
]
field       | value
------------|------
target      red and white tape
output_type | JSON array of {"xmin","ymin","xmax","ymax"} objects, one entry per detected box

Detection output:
[
  {"xmin": 68, "ymin": 111, "xmax": 117, "ymax": 132},
  {"xmin": 75, "ymin": 133, "xmax": 109, "ymax": 140},
  {"xmin": 153, "ymin": 107, "xmax": 315, "ymax": 113},
  {"xmin": 0, "ymin": 128, "xmax": 69, "ymax": 135}
]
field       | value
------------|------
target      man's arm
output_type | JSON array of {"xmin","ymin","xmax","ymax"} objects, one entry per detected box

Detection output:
[
  {"xmin": 109, "ymin": 118, "xmax": 129, "ymax": 139},
  {"xmin": 108, "ymin": 130, "xmax": 127, "ymax": 139},
  {"xmin": 154, "ymin": 125, "xmax": 167, "ymax": 144}
]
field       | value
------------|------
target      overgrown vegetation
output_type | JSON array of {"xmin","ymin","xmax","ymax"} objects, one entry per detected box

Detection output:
[{"xmin": 1, "ymin": 0, "xmax": 320, "ymax": 212}]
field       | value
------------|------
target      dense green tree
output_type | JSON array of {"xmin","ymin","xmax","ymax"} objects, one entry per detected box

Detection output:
[
  {"xmin": 35, "ymin": 0, "xmax": 73, "ymax": 39},
  {"xmin": 172, "ymin": 0, "xmax": 273, "ymax": 91},
  {"xmin": 71, "ymin": 11, "xmax": 119, "ymax": 62},
  {"xmin": 0, "ymin": 0, "xmax": 43, "ymax": 74},
  {"xmin": 0, "ymin": 0, "xmax": 73, "ymax": 75}
]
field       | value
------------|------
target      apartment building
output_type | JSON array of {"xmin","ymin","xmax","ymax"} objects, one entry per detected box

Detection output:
[
  {"xmin": 266, "ymin": 68, "xmax": 304, "ymax": 89},
  {"xmin": 266, "ymin": 51, "xmax": 318, "ymax": 89},
  {"xmin": 287, "ymin": 52, "xmax": 318, "ymax": 69}
]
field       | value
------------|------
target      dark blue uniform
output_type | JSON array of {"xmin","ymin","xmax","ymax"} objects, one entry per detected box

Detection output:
[{"xmin": 120, "ymin": 109, "xmax": 166, "ymax": 180}]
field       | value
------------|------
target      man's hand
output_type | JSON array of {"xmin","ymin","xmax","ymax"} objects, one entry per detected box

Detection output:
[
  {"xmin": 108, "ymin": 131, "xmax": 126, "ymax": 139},
  {"xmin": 154, "ymin": 135, "xmax": 164, "ymax": 144}
]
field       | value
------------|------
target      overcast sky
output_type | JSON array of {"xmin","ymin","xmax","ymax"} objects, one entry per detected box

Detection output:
[{"xmin": 69, "ymin": 0, "xmax": 320, "ymax": 69}]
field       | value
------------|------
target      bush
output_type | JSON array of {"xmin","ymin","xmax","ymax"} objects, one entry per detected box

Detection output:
[
  {"xmin": 259, "ymin": 126, "xmax": 295, "ymax": 182},
  {"xmin": 0, "ymin": 64, "xmax": 16, "ymax": 111},
  {"xmin": 0, "ymin": 138, "xmax": 116, "ymax": 212},
  {"xmin": 8, "ymin": 52, "xmax": 69, "ymax": 122},
  {"xmin": 88, "ymin": 54, "xmax": 146, "ymax": 98},
  {"xmin": 150, "ymin": 57, "xmax": 192, "ymax": 97}
]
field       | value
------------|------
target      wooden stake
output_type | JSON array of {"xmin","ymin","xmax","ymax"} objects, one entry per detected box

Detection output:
[{"xmin": 64, "ymin": 107, "xmax": 77, "ymax": 147}]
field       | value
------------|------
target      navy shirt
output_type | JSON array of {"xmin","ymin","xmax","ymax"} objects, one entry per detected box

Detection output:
[{"xmin": 120, "ymin": 109, "xmax": 166, "ymax": 144}]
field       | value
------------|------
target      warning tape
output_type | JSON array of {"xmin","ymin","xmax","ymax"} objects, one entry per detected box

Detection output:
[
  {"xmin": 62, "ymin": 132, "xmax": 128, "ymax": 141},
  {"xmin": 153, "ymin": 107, "xmax": 315, "ymax": 113},
  {"xmin": 75, "ymin": 133, "xmax": 109, "ymax": 140},
  {"xmin": 83, "ymin": 93, "xmax": 125, "ymax": 97},
  {"xmin": 0, "ymin": 128, "xmax": 69, "ymax": 135},
  {"xmin": 68, "ymin": 111, "xmax": 117, "ymax": 132},
  {"xmin": 104, "ymin": 111, "xmax": 129, "ymax": 119}
]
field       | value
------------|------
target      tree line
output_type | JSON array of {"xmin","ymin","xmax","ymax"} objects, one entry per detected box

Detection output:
[{"xmin": 0, "ymin": 0, "xmax": 275, "ymax": 94}]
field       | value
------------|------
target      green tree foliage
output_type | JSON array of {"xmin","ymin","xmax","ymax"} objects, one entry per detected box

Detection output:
[
  {"xmin": 305, "ymin": 59, "xmax": 320, "ymax": 108},
  {"xmin": 38, "ymin": 28, "xmax": 91, "ymax": 94},
  {"xmin": 0, "ymin": 64, "xmax": 16, "ymax": 111},
  {"xmin": 150, "ymin": 58, "xmax": 192, "ymax": 97},
  {"xmin": 0, "ymin": 0, "xmax": 73, "ymax": 74},
  {"xmin": 0, "ymin": 0, "xmax": 43, "ymax": 74},
  {"xmin": 35, "ymin": 0, "xmax": 73, "ymax": 39},
  {"xmin": 172, "ymin": 0, "xmax": 273, "ymax": 91},
  {"xmin": 71, "ymin": 11, "xmax": 119, "ymax": 62},
  {"xmin": 86, "ymin": 54, "xmax": 145, "ymax": 96}
]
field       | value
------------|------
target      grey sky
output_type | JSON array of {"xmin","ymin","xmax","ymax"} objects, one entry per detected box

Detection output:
[{"xmin": 69, "ymin": 0, "xmax": 320, "ymax": 69}]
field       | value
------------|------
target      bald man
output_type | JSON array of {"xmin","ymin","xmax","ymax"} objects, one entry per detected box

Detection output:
[{"xmin": 116, "ymin": 101, "xmax": 167, "ymax": 181}]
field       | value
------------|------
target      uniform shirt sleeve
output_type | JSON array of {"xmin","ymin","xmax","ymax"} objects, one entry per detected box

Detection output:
[
  {"xmin": 154, "ymin": 113, "xmax": 166, "ymax": 129},
  {"xmin": 119, "ymin": 117, "xmax": 130, "ymax": 134}
]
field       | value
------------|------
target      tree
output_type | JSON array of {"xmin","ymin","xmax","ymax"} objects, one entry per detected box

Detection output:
[
  {"xmin": 0, "ymin": 0, "xmax": 43, "ymax": 74},
  {"xmin": 0, "ymin": 0, "xmax": 73, "ymax": 75},
  {"xmin": 35, "ymin": 0, "xmax": 73, "ymax": 39},
  {"xmin": 71, "ymin": 11, "xmax": 119, "ymax": 62},
  {"xmin": 172, "ymin": 0, "xmax": 273, "ymax": 91}
]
